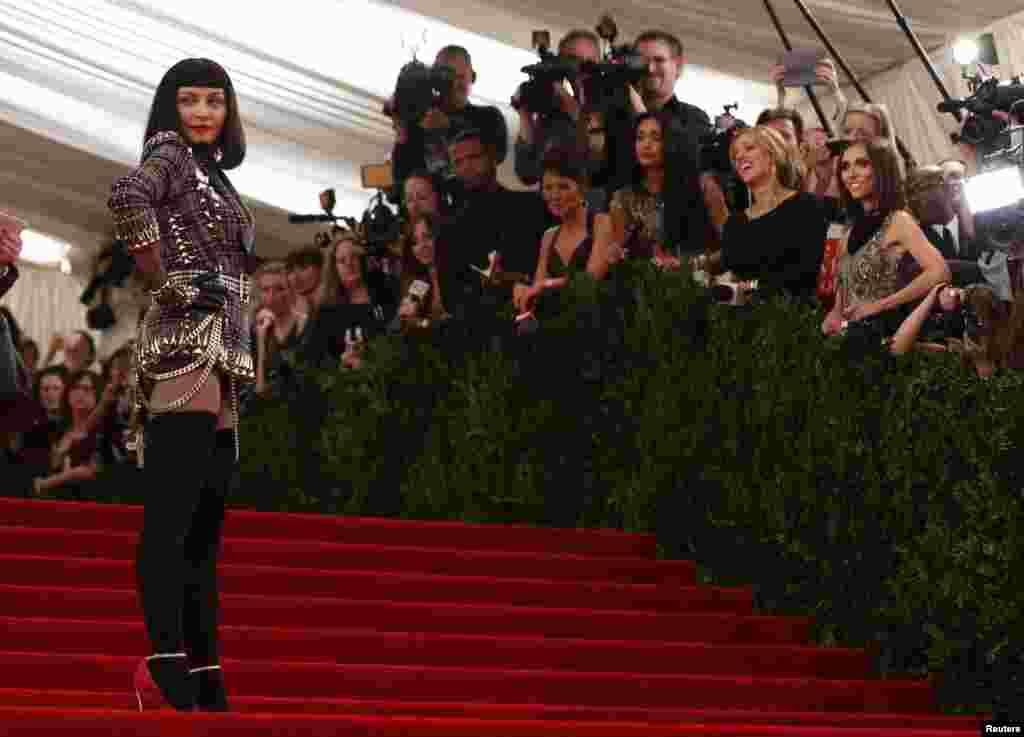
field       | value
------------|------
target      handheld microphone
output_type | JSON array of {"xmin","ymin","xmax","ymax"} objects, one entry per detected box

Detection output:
[
  {"xmin": 408, "ymin": 279, "xmax": 431, "ymax": 304},
  {"xmin": 287, "ymin": 213, "xmax": 336, "ymax": 224}
]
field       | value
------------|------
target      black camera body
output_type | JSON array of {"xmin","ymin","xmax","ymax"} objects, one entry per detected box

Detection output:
[
  {"xmin": 79, "ymin": 239, "xmax": 136, "ymax": 330},
  {"xmin": 386, "ymin": 59, "xmax": 457, "ymax": 126},
  {"xmin": 293, "ymin": 189, "xmax": 401, "ymax": 264},
  {"xmin": 513, "ymin": 15, "xmax": 649, "ymax": 120},
  {"xmin": 700, "ymin": 104, "xmax": 750, "ymax": 212},
  {"xmin": 513, "ymin": 48, "xmax": 580, "ymax": 117},
  {"xmin": 943, "ymin": 77, "xmax": 1024, "ymax": 146}
]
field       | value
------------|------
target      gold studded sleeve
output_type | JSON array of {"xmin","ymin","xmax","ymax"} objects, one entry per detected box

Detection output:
[{"xmin": 108, "ymin": 132, "xmax": 192, "ymax": 254}]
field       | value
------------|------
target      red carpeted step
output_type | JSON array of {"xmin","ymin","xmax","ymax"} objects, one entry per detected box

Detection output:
[
  {"xmin": 0, "ymin": 554, "xmax": 742, "ymax": 613},
  {"xmin": 0, "ymin": 706, "xmax": 981, "ymax": 737},
  {"xmin": 0, "ymin": 499, "xmax": 974, "ymax": 735},
  {"xmin": 0, "ymin": 652, "xmax": 938, "ymax": 713},
  {"xmin": 0, "ymin": 689, "xmax": 983, "ymax": 731},
  {"xmin": 0, "ymin": 584, "xmax": 810, "ymax": 643},
  {"xmin": 0, "ymin": 526, "xmax": 693, "ymax": 584},
  {"xmin": 0, "ymin": 617, "xmax": 872, "ymax": 678},
  {"xmin": 0, "ymin": 498, "xmax": 657, "ymax": 557}
]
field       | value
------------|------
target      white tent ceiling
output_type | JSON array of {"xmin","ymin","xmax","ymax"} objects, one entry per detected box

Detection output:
[
  {"xmin": 1, "ymin": 0, "xmax": 1022, "ymax": 269},
  {"xmin": 395, "ymin": 0, "xmax": 1024, "ymax": 83}
]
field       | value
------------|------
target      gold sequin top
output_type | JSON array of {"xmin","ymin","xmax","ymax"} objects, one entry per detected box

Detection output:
[
  {"xmin": 837, "ymin": 210, "xmax": 904, "ymax": 311},
  {"xmin": 108, "ymin": 132, "xmax": 256, "ymax": 389},
  {"xmin": 609, "ymin": 187, "xmax": 661, "ymax": 261}
]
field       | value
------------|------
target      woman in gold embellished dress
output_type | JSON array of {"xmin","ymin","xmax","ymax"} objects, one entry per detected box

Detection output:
[
  {"xmin": 822, "ymin": 139, "xmax": 947, "ymax": 340},
  {"xmin": 108, "ymin": 58, "xmax": 254, "ymax": 713},
  {"xmin": 609, "ymin": 110, "xmax": 726, "ymax": 266}
]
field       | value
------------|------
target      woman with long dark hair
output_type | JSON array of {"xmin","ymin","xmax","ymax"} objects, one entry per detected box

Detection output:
[
  {"xmin": 31, "ymin": 369, "xmax": 102, "ymax": 498},
  {"xmin": 393, "ymin": 212, "xmax": 451, "ymax": 333},
  {"xmin": 890, "ymin": 281, "xmax": 1017, "ymax": 377},
  {"xmin": 609, "ymin": 110, "xmax": 725, "ymax": 265},
  {"xmin": 392, "ymin": 170, "xmax": 449, "ymax": 282},
  {"xmin": 302, "ymin": 231, "xmax": 398, "ymax": 368},
  {"xmin": 108, "ymin": 58, "xmax": 253, "ymax": 712},
  {"xmin": 822, "ymin": 139, "xmax": 947, "ymax": 338}
]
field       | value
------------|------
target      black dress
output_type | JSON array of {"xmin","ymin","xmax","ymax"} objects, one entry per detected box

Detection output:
[
  {"xmin": 302, "ymin": 273, "xmax": 399, "ymax": 367},
  {"xmin": 720, "ymin": 192, "xmax": 840, "ymax": 298}
]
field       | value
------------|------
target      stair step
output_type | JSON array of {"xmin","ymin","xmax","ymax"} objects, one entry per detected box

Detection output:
[
  {"xmin": 0, "ymin": 554, "xmax": 741, "ymax": 613},
  {"xmin": 0, "ymin": 525, "xmax": 693, "ymax": 584},
  {"xmin": 0, "ymin": 706, "xmax": 980, "ymax": 737},
  {"xmin": 0, "ymin": 652, "xmax": 939, "ymax": 712},
  {"xmin": 0, "ymin": 617, "xmax": 871, "ymax": 678},
  {"xmin": 0, "ymin": 584, "xmax": 810, "ymax": 643},
  {"xmin": 0, "ymin": 692, "xmax": 982, "ymax": 731},
  {"xmin": 0, "ymin": 498, "xmax": 657, "ymax": 557}
]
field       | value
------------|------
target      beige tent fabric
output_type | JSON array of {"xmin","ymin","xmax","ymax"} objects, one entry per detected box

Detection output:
[
  {"xmin": 795, "ymin": 8, "xmax": 1024, "ymax": 167},
  {"xmin": 0, "ymin": 263, "xmax": 92, "ymax": 361},
  {"xmin": 392, "ymin": 0, "xmax": 1024, "ymax": 87}
]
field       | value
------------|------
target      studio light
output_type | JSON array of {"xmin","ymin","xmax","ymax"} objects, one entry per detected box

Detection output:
[
  {"xmin": 953, "ymin": 38, "xmax": 980, "ymax": 66},
  {"xmin": 965, "ymin": 167, "xmax": 1023, "ymax": 213},
  {"xmin": 19, "ymin": 230, "xmax": 71, "ymax": 269}
]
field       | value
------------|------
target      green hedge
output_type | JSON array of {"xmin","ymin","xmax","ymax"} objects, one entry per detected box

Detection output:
[{"xmin": 81, "ymin": 261, "xmax": 1024, "ymax": 713}]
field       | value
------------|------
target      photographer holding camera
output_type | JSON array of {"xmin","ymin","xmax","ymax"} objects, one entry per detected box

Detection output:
[
  {"xmin": 390, "ymin": 45, "xmax": 508, "ymax": 201},
  {"xmin": 628, "ymin": 31, "xmax": 712, "ymax": 145},
  {"xmin": 513, "ymin": 30, "xmax": 601, "ymax": 187}
]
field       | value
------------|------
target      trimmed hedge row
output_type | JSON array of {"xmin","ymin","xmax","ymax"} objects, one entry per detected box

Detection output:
[{"xmin": 82, "ymin": 261, "xmax": 1023, "ymax": 713}]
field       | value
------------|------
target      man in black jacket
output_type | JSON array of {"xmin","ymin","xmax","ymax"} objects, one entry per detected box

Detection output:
[
  {"xmin": 438, "ymin": 129, "xmax": 552, "ymax": 328},
  {"xmin": 391, "ymin": 45, "xmax": 508, "ymax": 204},
  {"xmin": 629, "ymin": 31, "xmax": 712, "ymax": 146},
  {"xmin": 907, "ymin": 165, "xmax": 983, "ymax": 287},
  {"xmin": 514, "ymin": 29, "xmax": 601, "ymax": 187}
]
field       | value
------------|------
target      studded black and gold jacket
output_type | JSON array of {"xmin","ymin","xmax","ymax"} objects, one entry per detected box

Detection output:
[{"xmin": 108, "ymin": 131, "xmax": 256, "ymax": 394}]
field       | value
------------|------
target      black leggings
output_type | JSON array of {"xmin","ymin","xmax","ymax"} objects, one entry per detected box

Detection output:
[{"xmin": 136, "ymin": 412, "xmax": 234, "ymax": 665}]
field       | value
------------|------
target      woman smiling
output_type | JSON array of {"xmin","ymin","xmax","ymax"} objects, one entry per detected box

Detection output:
[
  {"xmin": 695, "ymin": 126, "xmax": 838, "ymax": 300},
  {"xmin": 822, "ymin": 139, "xmax": 948, "ymax": 337}
]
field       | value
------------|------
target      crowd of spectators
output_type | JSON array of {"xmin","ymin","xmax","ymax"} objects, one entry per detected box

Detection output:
[{"xmin": 4, "ymin": 26, "xmax": 1024, "ymax": 499}]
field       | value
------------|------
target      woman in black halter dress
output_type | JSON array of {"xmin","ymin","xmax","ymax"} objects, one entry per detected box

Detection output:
[{"xmin": 513, "ymin": 146, "xmax": 614, "ymax": 316}]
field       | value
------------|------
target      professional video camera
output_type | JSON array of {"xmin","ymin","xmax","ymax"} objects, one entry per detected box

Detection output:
[
  {"xmin": 700, "ymin": 103, "xmax": 747, "ymax": 174},
  {"xmin": 700, "ymin": 103, "xmax": 750, "ymax": 212},
  {"xmin": 589, "ymin": 14, "xmax": 648, "ymax": 98},
  {"xmin": 511, "ymin": 15, "xmax": 647, "ymax": 118},
  {"xmin": 79, "ymin": 237, "xmax": 135, "ymax": 329},
  {"xmin": 512, "ymin": 32, "xmax": 581, "ymax": 117},
  {"xmin": 941, "ymin": 76, "xmax": 1024, "ymax": 147},
  {"xmin": 939, "ymin": 73, "xmax": 1024, "ymax": 251},
  {"xmin": 383, "ymin": 58, "xmax": 457, "ymax": 126},
  {"xmin": 288, "ymin": 188, "xmax": 401, "ymax": 260},
  {"xmin": 80, "ymin": 239, "xmax": 134, "ymax": 307}
]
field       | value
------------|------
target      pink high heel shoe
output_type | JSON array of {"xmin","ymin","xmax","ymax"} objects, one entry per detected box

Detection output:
[{"xmin": 133, "ymin": 653, "xmax": 195, "ymax": 711}]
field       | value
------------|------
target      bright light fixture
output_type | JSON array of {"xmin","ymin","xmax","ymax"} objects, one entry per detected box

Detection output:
[
  {"xmin": 19, "ymin": 230, "xmax": 71, "ymax": 268},
  {"xmin": 964, "ymin": 166, "xmax": 1024, "ymax": 213},
  {"xmin": 953, "ymin": 38, "xmax": 980, "ymax": 66}
]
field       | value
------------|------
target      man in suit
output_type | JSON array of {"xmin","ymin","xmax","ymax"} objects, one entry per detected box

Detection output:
[{"xmin": 907, "ymin": 165, "xmax": 983, "ymax": 286}]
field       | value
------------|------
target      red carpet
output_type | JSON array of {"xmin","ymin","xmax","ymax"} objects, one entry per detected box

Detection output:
[{"xmin": 0, "ymin": 498, "xmax": 985, "ymax": 735}]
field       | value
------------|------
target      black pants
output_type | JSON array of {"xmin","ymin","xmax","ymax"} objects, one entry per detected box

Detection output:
[{"xmin": 136, "ymin": 412, "xmax": 234, "ymax": 665}]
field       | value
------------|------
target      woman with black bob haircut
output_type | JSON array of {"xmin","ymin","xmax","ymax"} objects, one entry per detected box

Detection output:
[
  {"xmin": 108, "ymin": 58, "xmax": 254, "ymax": 712},
  {"xmin": 610, "ymin": 110, "xmax": 722, "ymax": 265}
]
